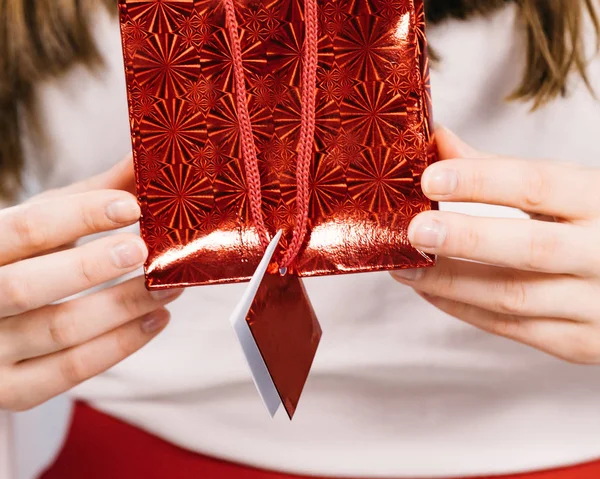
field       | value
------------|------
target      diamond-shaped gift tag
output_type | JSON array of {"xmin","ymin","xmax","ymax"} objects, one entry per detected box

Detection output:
[
  {"xmin": 247, "ymin": 268, "xmax": 322, "ymax": 419},
  {"xmin": 229, "ymin": 231, "xmax": 322, "ymax": 419}
]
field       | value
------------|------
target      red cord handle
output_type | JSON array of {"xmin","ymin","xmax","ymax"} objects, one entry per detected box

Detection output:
[{"xmin": 223, "ymin": 0, "xmax": 319, "ymax": 270}]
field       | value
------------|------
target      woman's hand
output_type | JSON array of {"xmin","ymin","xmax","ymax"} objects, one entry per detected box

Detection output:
[
  {"xmin": 392, "ymin": 127, "xmax": 600, "ymax": 364},
  {"xmin": 0, "ymin": 157, "xmax": 182, "ymax": 411}
]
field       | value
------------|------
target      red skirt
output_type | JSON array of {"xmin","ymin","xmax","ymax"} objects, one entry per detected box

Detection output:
[{"xmin": 41, "ymin": 402, "xmax": 600, "ymax": 479}]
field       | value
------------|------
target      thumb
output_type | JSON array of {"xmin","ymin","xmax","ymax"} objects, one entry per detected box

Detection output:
[
  {"xmin": 31, "ymin": 154, "xmax": 136, "ymax": 203},
  {"xmin": 434, "ymin": 126, "xmax": 488, "ymax": 160},
  {"xmin": 87, "ymin": 154, "xmax": 137, "ymax": 193}
]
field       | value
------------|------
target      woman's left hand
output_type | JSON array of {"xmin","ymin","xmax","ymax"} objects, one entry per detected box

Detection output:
[{"xmin": 392, "ymin": 127, "xmax": 600, "ymax": 364}]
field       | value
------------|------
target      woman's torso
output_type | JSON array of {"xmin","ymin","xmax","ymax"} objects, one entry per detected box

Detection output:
[{"xmin": 21, "ymin": 4, "xmax": 600, "ymax": 477}]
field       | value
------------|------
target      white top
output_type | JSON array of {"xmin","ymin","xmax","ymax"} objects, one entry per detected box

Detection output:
[{"xmin": 3, "ymin": 4, "xmax": 600, "ymax": 478}]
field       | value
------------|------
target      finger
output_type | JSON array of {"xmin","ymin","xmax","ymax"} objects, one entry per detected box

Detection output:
[
  {"xmin": 0, "ymin": 277, "xmax": 183, "ymax": 362},
  {"xmin": 424, "ymin": 138, "xmax": 598, "ymax": 220},
  {"xmin": 407, "ymin": 211, "xmax": 596, "ymax": 275},
  {"xmin": 392, "ymin": 258, "xmax": 598, "ymax": 322},
  {"xmin": 435, "ymin": 126, "xmax": 495, "ymax": 161},
  {"xmin": 0, "ymin": 309, "xmax": 169, "ymax": 411},
  {"xmin": 0, "ymin": 234, "xmax": 147, "ymax": 317},
  {"xmin": 0, "ymin": 190, "xmax": 140, "ymax": 265},
  {"xmin": 418, "ymin": 294, "xmax": 600, "ymax": 364},
  {"xmin": 29, "ymin": 155, "xmax": 136, "ymax": 202},
  {"xmin": 74, "ymin": 154, "xmax": 136, "ymax": 194},
  {"xmin": 526, "ymin": 213, "xmax": 557, "ymax": 223}
]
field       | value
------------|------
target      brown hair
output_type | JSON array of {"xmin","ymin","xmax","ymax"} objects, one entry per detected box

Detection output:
[
  {"xmin": 0, "ymin": 0, "xmax": 598, "ymax": 199},
  {"xmin": 426, "ymin": 0, "xmax": 600, "ymax": 107},
  {"xmin": 0, "ymin": 0, "xmax": 114, "ymax": 198}
]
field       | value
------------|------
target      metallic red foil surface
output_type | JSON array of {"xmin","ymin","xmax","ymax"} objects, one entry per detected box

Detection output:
[
  {"xmin": 247, "ymin": 272, "xmax": 322, "ymax": 418},
  {"xmin": 118, "ymin": 0, "xmax": 438, "ymax": 289}
]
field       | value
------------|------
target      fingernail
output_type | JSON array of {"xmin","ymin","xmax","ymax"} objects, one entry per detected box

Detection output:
[
  {"xmin": 422, "ymin": 168, "xmax": 458, "ymax": 196},
  {"xmin": 106, "ymin": 199, "xmax": 140, "ymax": 224},
  {"xmin": 141, "ymin": 311, "xmax": 169, "ymax": 334},
  {"xmin": 110, "ymin": 239, "xmax": 147, "ymax": 269},
  {"xmin": 408, "ymin": 219, "xmax": 446, "ymax": 250},
  {"xmin": 150, "ymin": 288, "xmax": 183, "ymax": 300},
  {"xmin": 392, "ymin": 269, "xmax": 424, "ymax": 281}
]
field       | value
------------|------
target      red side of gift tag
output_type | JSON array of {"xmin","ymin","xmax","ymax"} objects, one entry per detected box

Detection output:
[
  {"xmin": 229, "ymin": 230, "xmax": 322, "ymax": 419},
  {"xmin": 246, "ymin": 271, "xmax": 322, "ymax": 419}
]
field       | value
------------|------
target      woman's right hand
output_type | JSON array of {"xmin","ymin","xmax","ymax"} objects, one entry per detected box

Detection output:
[{"xmin": 0, "ymin": 157, "xmax": 182, "ymax": 411}]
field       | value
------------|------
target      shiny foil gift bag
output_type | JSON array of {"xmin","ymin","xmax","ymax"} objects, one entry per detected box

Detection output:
[
  {"xmin": 118, "ymin": 0, "xmax": 437, "ymax": 286},
  {"xmin": 118, "ymin": 0, "xmax": 437, "ymax": 417}
]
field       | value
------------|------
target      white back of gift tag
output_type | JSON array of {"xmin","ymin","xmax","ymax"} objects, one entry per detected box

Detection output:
[{"xmin": 228, "ymin": 230, "xmax": 283, "ymax": 417}]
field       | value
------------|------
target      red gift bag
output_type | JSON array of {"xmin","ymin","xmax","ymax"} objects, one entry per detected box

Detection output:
[{"xmin": 118, "ymin": 0, "xmax": 438, "ymax": 289}]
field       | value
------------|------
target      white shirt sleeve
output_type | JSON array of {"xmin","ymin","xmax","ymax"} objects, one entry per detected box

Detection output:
[{"xmin": 0, "ymin": 411, "xmax": 15, "ymax": 479}]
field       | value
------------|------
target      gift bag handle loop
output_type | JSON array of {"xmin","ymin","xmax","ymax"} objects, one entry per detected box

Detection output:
[{"xmin": 223, "ymin": 0, "xmax": 319, "ymax": 270}]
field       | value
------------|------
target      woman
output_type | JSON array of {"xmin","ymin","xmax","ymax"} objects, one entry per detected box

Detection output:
[{"xmin": 1, "ymin": 0, "xmax": 600, "ymax": 478}]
